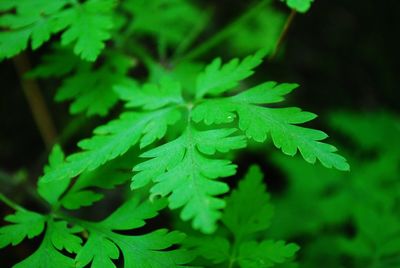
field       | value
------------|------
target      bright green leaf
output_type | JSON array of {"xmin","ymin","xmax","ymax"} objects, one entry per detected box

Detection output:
[
  {"xmin": 0, "ymin": 0, "xmax": 115, "ymax": 61},
  {"xmin": 40, "ymin": 107, "xmax": 181, "ymax": 183},
  {"xmin": 0, "ymin": 210, "xmax": 46, "ymax": 248},
  {"xmin": 76, "ymin": 196, "xmax": 192, "ymax": 267},
  {"xmin": 195, "ymin": 50, "xmax": 265, "ymax": 99},
  {"xmin": 48, "ymin": 220, "xmax": 83, "ymax": 254},
  {"xmin": 132, "ymin": 126, "xmax": 246, "ymax": 233},
  {"xmin": 283, "ymin": 0, "xmax": 314, "ymax": 13},
  {"xmin": 38, "ymin": 145, "xmax": 71, "ymax": 205},
  {"xmin": 13, "ymin": 221, "xmax": 75, "ymax": 268},
  {"xmin": 193, "ymin": 82, "xmax": 349, "ymax": 171},
  {"xmin": 184, "ymin": 166, "xmax": 299, "ymax": 267},
  {"xmin": 114, "ymin": 77, "xmax": 184, "ymax": 110}
]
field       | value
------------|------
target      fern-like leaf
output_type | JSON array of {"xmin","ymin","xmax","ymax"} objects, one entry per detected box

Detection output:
[
  {"xmin": 0, "ymin": 210, "xmax": 46, "ymax": 248},
  {"xmin": 195, "ymin": 50, "xmax": 265, "ymax": 98},
  {"xmin": 14, "ymin": 228, "xmax": 75, "ymax": 268},
  {"xmin": 193, "ymin": 81, "xmax": 349, "ymax": 170},
  {"xmin": 75, "ymin": 196, "xmax": 192, "ymax": 268},
  {"xmin": 185, "ymin": 166, "xmax": 299, "ymax": 267},
  {"xmin": 41, "ymin": 108, "xmax": 181, "ymax": 183},
  {"xmin": 0, "ymin": 0, "xmax": 115, "ymax": 61},
  {"xmin": 132, "ymin": 126, "xmax": 246, "ymax": 233}
]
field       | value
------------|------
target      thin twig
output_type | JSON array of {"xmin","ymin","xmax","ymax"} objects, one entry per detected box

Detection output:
[
  {"xmin": 269, "ymin": 9, "xmax": 297, "ymax": 60},
  {"xmin": 13, "ymin": 53, "xmax": 57, "ymax": 149}
]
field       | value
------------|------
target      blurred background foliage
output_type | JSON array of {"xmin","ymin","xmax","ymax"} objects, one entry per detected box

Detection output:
[{"xmin": 1, "ymin": 0, "xmax": 399, "ymax": 267}]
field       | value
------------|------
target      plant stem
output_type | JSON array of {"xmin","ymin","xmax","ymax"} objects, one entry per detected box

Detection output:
[
  {"xmin": 0, "ymin": 193, "xmax": 24, "ymax": 211},
  {"xmin": 269, "ymin": 9, "xmax": 297, "ymax": 60},
  {"xmin": 172, "ymin": 6, "xmax": 214, "ymax": 60},
  {"xmin": 157, "ymin": 37, "xmax": 167, "ymax": 61},
  {"xmin": 179, "ymin": 0, "xmax": 269, "ymax": 62},
  {"xmin": 228, "ymin": 238, "xmax": 239, "ymax": 268},
  {"xmin": 13, "ymin": 53, "xmax": 57, "ymax": 149}
]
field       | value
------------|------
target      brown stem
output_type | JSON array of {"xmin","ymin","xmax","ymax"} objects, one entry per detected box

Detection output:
[
  {"xmin": 13, "ymin": 53, "xmax": 57, "ymax": 149},
  {"xmin": 269, "ymin": 9, "xmax": 297, "ymax": 60}
]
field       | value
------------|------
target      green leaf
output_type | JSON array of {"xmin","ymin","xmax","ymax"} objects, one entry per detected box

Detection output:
[
  {"xmin": 193, "ymin": 81, "xmax": 349, "ymax": 171},
  {"xmin": 0, "ymin": 30, "xmax": 31, "ymax": 60},
  {"xmin": 222, "ymin": 165, "xmax": 273, "ymax": 237},
  {"xmin": 55, "ymin": 51, "xmax": 134, "ymax": 116},
  {"xmin": 76, "ymin": 196, "xmax": 192, "ymax": 267},
  {"xmin": 27, "ymin": 46, "xmax": 81, "ymax": 78},
  {"xmin": 30, "ymin": 48, "xmax": 134, "ymax": 116},
  {"xmin": 100, "ymin": 195, "xmax": 166, "ymax": 230},
  {"xmin": 56, "ymin": 69, "xmax": 115, "ymax": 116},
  {"xmin": 48, "ymin": 220, "xmax": 83, "ymax": 254},
  {"xmin": 132, "ymin": 126, "xmax": 246, "ymax": 233},
  {"xmin": 269, "ymin": 112, "xmax": 400, "ymax": 266},
  {"xmin": 14, "ymin": 220, "xmax": 76, "ymax": 268},
  {"xmin": 0, "ymin": 210, "xmax": 46, "ymax": 248},
  {"xmin": 61, "ymin": 190, "xmax": 104, "ymax": 210},
  {"xmin": 113, "ymin": 230, "xmax": 192, "ymax": 267},
  {"xmin": 40, "ymin": 107, "xmax": 181, "ymax": 183},
  {"xmin": 57, "ymin": 0, "xmax": 115, "ymax": 61},
  {"xmin": 0, "ymin": 0, "xmax": 115, "ymax": 61},
  {"xmin": 195, "ymin": 50, "xmax": 265, "ymax": 99},
  {"xmin": 0, "ymin": 1, "xmax": 67, "ymax": 59},
  {"xmin": 184, "ymin": 166, "xmax": 299, "ymax": 267},
  {"xmin": 283, "ymin": 0, "xmax": 314, "ymax": 13},
  {"xmin": 238, "ymin": 240, "xmax": 300, "ymax": 268},
  {"xmin": 75, "ymin": 232, "xmax": 119, "ymax": 268},
  {"xmin": 38, "ymin": 145, "xmax": 71, "ymax": 205},
  {"xmin": 59, "ymin": 153, "xmax": 133, "ymax": 210},
  {"xmin": 114, "ymin": 77, "xmax": 184, "ymax": 110}
]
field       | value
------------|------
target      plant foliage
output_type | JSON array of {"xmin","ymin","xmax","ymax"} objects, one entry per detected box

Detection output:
[
  {"xmin": 1, "ymin": 147, "xmax": 192, "ymax": 268},
  {"xmin": 269, "ymin": 112, "xmax": 400, "ymax": 268},
  {"xmin": 0, "ymin": 0, "xmax": 115, "ymax": 61},
  {"xmin": 185, "ymin": 166, "xmax": 299, "ymax": 267},
  {"xmin": 0, "ymin": 0, "xmax": 361, "ymax": 267},
  {"xmin": 38, "ymin": 49, "xmax": 348, "ymax": 234}
]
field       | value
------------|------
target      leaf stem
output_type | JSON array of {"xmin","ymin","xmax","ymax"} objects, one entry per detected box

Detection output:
[
  {"xmin": 228, "ymin": 232, "xmax": 243, "ymax": 268},
  {"xmin": 157, "ymin": 37, "xmax": 167, "ymax": 61},
  {"xmin": 269, "ymin": 9, "xmax": 297, "ymax": 60},
  {"xmin": 13, "ymin": 53, "xmax": 58, "ymax": 149},
  {"xmin": 179, "ymin": 0, "xmax": 269, "ymax": 62},
  {"xmin": 0, "ymin": 193, "xmax": 25, "ymax": 211}
]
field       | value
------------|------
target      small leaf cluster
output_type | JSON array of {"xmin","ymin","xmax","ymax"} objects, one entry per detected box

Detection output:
[
  {"xmin": 0, "ymin": 0, "xmax": 115, "ymax": 61},
  {"xmin": 185, "ymin": 166, "xmax": 299, "ymax": 267},
  {"xmin": 1, "ymin": 146, "xmax": 191, "ymax": 267}
]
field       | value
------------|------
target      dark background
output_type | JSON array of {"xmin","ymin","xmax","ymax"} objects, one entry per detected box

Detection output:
[{"xmin": 1, "ymin": 0, "xmax": 399, "ymax": 265}]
